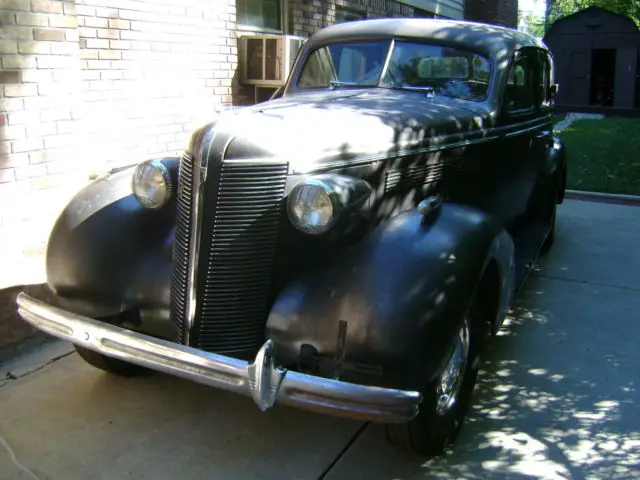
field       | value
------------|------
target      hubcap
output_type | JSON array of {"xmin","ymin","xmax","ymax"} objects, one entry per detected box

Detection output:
[{"xmin": 436, "ymin": 319, "xmax": 470, "ymax": 415}]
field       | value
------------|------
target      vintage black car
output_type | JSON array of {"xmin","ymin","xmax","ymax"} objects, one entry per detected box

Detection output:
[{"xmin": 16, "ymin": 18, "xmax": 566, "ymax": 455}]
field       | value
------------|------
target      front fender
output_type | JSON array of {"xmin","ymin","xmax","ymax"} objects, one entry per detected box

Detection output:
[
  {"xmin": 45, "ymin": 159, "xmax": 178, "ymax": 323},
  {"xmin": 266, "ymin": 204, "xmax": 514, "ymax": 391}
]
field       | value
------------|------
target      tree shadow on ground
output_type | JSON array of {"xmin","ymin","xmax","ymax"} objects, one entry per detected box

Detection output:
[{"xmin": 338, "ymin": 256, "xmax": 639, "ymax": 479}]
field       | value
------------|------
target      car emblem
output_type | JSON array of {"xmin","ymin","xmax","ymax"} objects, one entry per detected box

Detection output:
[{"xmin": 247, "ymin": 340, "xmax": 285, "ymax": 411}]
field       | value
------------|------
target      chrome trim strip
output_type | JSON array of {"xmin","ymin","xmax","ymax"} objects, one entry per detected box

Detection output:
[
  {"xmin": 291, "ymin": 119, "xmax": 551, "ymax": 174},
  {"xmin": 16, "ymin": 293, "xmax": 422, "ymax": 423},
  {"xmin": 184, "ymin": 130, "xmax": 239, "ymax": 345},
  {"xmin": 378, "ymin": 38, "xmax": 395, "ymax": 85},
  {"xmin": 183, "ymin": 130, "xmax": 215, "ymax": 346},
  {"xmin": 504, "ymin": 123, "xmax": 547, "ymax": 137},
  {"xmin": 223, "ymin": 159, "xmax": 294, "ymax": 166},
  {"xmin": 294, "ymin": 134, "xmax": 500, "ymax": 174}
]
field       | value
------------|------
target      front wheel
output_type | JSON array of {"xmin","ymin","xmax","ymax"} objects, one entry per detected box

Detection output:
[
  {"xmin": 540, "ymin": 202, "xmax": 556, "ymax": 255},
  {"xmin": 385, "ymin": 302, "xmax": 482, "ymax": 455}
]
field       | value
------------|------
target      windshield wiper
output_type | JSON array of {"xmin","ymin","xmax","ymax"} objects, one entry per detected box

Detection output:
[{"xmin": 390, "ymin": 85, "xmax": 436, "ymax": 98}]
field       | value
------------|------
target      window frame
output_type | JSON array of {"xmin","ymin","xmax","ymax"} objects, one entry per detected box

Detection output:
[
  {"xmin": 236, "ymin": 0, "xmax": 285, "ymax": 34},
  {"xmin": 538, "ymin": 50, "xmax": 555, "ymax": 111},
  {"xmin": 502, "ymin": 48, "xmax": 539, "ymax": 117},
  {"xmin": 334, "ymin": 6, "xmax": 367, "ymax": 24}
]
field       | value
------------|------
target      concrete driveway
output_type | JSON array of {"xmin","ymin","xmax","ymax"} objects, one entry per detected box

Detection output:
[{"xmin": 1, "ymin": 199, "xmax": 639, "ymax": 480}]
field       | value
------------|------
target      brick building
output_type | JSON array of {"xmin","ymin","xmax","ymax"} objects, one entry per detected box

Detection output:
[
  {"xmin": 465, "ymin": 0, "xmax": 518, "ymax": 30},
  {"xmin": 0, "ymin": 0, "xmax": 517, "ymax": 288}
]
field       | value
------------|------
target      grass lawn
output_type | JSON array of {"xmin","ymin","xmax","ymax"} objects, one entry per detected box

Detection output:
[{"xmin": 558, "ymin": 116, "xmax": 640, "ymax": 195}]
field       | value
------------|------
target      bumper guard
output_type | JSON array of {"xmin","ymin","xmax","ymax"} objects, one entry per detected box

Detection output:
[{"xmin": 16, "ymin": 293, "xmax": 421, "ymax": 423}]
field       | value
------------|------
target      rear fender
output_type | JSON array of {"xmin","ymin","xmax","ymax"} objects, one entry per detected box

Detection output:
[{"xmin": 266, "ymin": 204, "xmax": 515, "ymax": 390}]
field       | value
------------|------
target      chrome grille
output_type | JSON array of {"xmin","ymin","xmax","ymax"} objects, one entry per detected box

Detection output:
[
  {"xmin": 170, "ymin": 151, "xmax": 194, "ymax": 343},
  {"xmin": 197, "ymin": 161, "xmax": 289, "ymax": 354}
]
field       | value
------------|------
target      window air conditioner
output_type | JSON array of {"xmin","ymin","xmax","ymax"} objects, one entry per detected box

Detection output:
[{"xmin": 239, "ymin": 34, "xmax": 305, "ymax": 86}]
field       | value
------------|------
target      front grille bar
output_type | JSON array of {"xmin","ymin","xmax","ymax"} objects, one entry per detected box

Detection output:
[
  {"xmin": 171, "ymin": 124, "xmax": 290, "ymax": 355},
  {"xmin": 194, "ymin": 160, "xmax": 289, "ymax": 355}
]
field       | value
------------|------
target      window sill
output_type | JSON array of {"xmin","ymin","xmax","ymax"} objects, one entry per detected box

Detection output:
[{"xmin": 236, "ymin": 24, "xmax": 283, "ymax": 35}]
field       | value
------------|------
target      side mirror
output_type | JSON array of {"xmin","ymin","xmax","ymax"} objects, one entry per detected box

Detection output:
[{"xmin": 550, "ymin": 83, "xmax": 559, "ymax": 97}]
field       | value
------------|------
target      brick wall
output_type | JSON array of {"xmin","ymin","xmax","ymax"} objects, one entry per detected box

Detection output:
[
  {"xmin": 465, "ymin": 0, "xmax": 518, "ymax": 28},
  {"xmin": 0, "ymin": 0, "xmax": 514, "ymax": 288},
  {"xmin": 0, "ymin": 0, "xmax": 240, "ymax": 288},
  {"xmin": 72, "ymin": 0, "xmax": 241, "ymax": 170},
  {"xmin": 288, "ymin": 0, "xmax": 515, "ymax": 38},
  {"xmin": 288, "ymin": 0, "xmax": 424, "ymax": 37}
]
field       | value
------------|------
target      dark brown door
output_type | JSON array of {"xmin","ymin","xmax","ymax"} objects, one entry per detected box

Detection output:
[
  {"xmin": 569, "ymin": 50, "xmax": 590, "ymax": 106},
  {"xmin": 590, "ymin": 49, "xmax": 616, "ymax": 106},
  {"xmin": 614, "ymin": 46, "xmax": 638, "ymax": 108}
]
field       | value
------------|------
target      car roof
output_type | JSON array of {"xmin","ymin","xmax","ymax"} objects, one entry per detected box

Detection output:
[{"xmin": 307, "ymin": 18, "xmax": 546, "ymax": 66}]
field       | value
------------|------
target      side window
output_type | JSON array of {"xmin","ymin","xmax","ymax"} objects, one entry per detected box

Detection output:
[
  {"xmin": 539, "ymin": 52, "xmax": 553, "ymax": 108},
  {"xmin": 504, "ymin": 54, "xmax": 535, "ymax": 113}
]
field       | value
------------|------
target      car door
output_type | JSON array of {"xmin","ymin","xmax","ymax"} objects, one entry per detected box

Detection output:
[
  {"xmin": 493, "ymin": 47, "xmax": 545, "ymax": 231},
  {"xmin": 527, "ymin": 49, "xmax": 558, "ymax": 222},
  {"xmin": 531, "ymin": 49, "xmax": 555, "ymax": 176}
]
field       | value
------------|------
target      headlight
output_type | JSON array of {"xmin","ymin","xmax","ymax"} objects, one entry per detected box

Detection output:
[
  {"xmin": 131, "ymin": 160, "xmax": 173, "ymax": 209},
  {"xmin": 287, "ymin": 175, "xmax": 373, "ymax": 235},
  {"xmin": 287, "ymin": 180, "xmax": 335, "ymax": 234}
]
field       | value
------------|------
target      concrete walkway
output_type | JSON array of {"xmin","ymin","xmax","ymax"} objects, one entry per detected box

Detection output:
[{"xmin": 1, "ymin": 199, "xmax": 639, "ymax": 480}]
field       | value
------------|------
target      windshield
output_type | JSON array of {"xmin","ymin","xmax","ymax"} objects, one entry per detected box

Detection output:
[
  {"xmin": 296, "ymin": 40, "xmax": 492, "ymax": 101},
  {"xmin": 298, "ymin": 40, "xmax": 392, "ymax": 88}
]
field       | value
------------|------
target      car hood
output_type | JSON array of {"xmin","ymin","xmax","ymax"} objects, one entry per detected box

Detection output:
[{"xmin": 215, "ymin": 89, "xmax": 494, "ymax": 173}]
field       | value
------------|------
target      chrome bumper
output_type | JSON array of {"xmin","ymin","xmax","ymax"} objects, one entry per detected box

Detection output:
[{"xmin": 16, "ymin": 293, "xmax": 421, "ymax": 423}]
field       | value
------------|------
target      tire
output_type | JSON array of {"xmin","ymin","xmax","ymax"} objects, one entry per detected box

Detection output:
[
  {"xmin": 74, "ymin": 345, "xmax": 147, "ymax": 377},
  {"xmin": 540, "ymin": 203, "xmax": 556, "ymax": 255},
  {"xmin": 385, "ymin": 300, "xmax": 483, "ymax": 456},
  {"xmin": 558, "ymin": 165, "xmax": 567, "ymax": 204}
]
